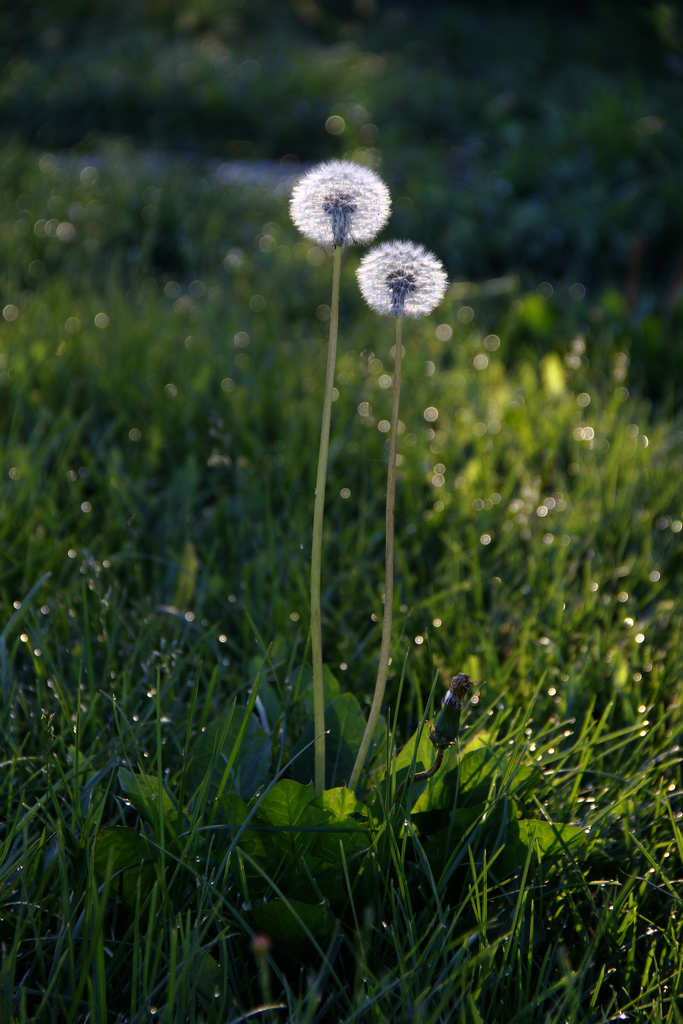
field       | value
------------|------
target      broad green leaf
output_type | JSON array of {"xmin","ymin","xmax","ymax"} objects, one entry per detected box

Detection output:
[
  {"xmin": 192, "ymin": 951, "xmax": 224, "ymax": 1005},
  {"xmin": 254, "ymin": 780, "xmax": 364, "ymax": 874},
  {"xmin": 314, "ymin": 786, "xmax": 368, "ymax": 822},
  {"xmin": 184, "ymin": 711, "xmax": 271, "ymax": 802},
  {"xmin": 290, "ymin": 667, "xmax": 385, "ymax": 785},
  {"xmin": 411, "ymin": 747, "xmax": 494, "ymax": 813},
  {"xmin": 325, "ymin": 694, "xmax": 368, "ymax": 786},
  {"xmin": 310, "ymin": 786, "xmax": 372, "ymax": 864},
  {"xmin": 393, "ymin": 726, "xmax": 435, "ymax": 777},
  {"xmin": 292, "ymin": 691, "xmax": 379, "ymax": 788},
  {"xmin": 251, "ymin": 898, "xmax": 336, "ymax": 953},
  {"xmin": 255, "ymin": 779, "xmax": 319, "ymax": 829},
  {"xmin": 411, "ymin": 740, "xmax": 536, "ymax": 815},
  {"xmin": 294, "ymin": 664, "xmax": 342, "ymax": 710},
  {"xmin": 514, "ymin": 819, "xmax": 587, "ymax": 860},
  {"xmin": 118, "ymin": 768, "xmax": 186, "ymax": 842},
  {"xmin": 209, "ymin": 791, "xmax": 267, "ymax": 861},
  {"xmin": 92, "ymin": 827, "xmax": 157, "ymax": 905},
  {"xmin": 411, "ymin": 805, "xmax": 485, "ymax": 859},
  {"xmin": 492, "ymin": 816, "xmax": 588, "ymax": 878},
  {"xmin": 387, "ymin": 727, "xmax": 490, "ymax": 787}
]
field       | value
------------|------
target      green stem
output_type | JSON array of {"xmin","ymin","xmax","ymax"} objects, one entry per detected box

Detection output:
[
  {"xmin": 310, "ymin": 243, "xmax": 343, "ymax": 796},
  {"xmin": 349, "ymin": 316, "xmax": 403, "ymax": 790}
]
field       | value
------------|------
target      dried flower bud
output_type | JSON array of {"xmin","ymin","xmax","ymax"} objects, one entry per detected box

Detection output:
[
  {"xmin": 356, "ymin": 241, "xmax": 448, "ymax": 318},
  {"xmin": 446, "ymin": 673, "xmax": 473, "ymax": 710},
  {"xmin": 430, "ymin": 673, "xmax": 473, "ymax": 748},
  {"xmin": 289, "ymin": 160, "xmax": 391, "ymax": 248}
]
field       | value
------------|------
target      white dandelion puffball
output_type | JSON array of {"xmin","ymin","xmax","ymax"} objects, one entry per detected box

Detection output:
[
  {"xmin": 356, "ymin": 241, "xmax": 448, "ymax": 318},
  {"xmin": 290, "ymin": 160, "xmax": 391, "ymax": 248}
]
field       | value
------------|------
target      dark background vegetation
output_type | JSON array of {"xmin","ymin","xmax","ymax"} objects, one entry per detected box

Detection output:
[{"xmin": 3, "ymin": 0, "xmax": 683, "ymax": 294}]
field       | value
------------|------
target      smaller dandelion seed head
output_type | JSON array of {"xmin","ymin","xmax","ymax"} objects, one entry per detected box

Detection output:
[
  {"xmin": 289, "ymin": 160, "xmax": 391, "ymax": 248},
  {"xmin": 356, "ymin": 241, "xmax": 448, "ymax": 318}
]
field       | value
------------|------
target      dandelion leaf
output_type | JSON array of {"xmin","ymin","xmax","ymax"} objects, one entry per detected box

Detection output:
[{"xmin": 93, "ymin": 826, "xmax": 157, "ymax": 906}]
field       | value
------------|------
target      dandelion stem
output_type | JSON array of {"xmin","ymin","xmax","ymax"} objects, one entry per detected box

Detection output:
[
  {"xmin": 350, "ymin": 316, "xmax": 403, "ymax": 790},
  {"xmin": 311, "ymin": 243, "xmax": 343, "ymax": 796}
]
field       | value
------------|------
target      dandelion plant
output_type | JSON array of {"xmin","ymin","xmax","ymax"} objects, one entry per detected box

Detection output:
[
  {"xmin": 289, "ymin": 161, "xmax": 391, "ymax": 794},
  {"xmin": 350, "ymin": 241, "xmax": 447, "ymax": 790}
]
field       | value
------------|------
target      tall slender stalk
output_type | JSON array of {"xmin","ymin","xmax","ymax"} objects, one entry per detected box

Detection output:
[
  {"xmin": 349, "ymin": 316, "xmax": 403, "ymax": 790},
  {"xmin": 310, "ymin": 243, "xmax": 343, "ymax": 796}
]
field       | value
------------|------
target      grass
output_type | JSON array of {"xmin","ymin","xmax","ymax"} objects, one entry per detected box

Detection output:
[{"xmin": 1, "ymin": 3, "xmax": 683, "ymax": 1021}]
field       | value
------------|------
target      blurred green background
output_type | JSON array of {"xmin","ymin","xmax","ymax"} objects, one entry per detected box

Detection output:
[{"xmin": 2, "ymin": 0, "xmax": 682, "ymax": 299}]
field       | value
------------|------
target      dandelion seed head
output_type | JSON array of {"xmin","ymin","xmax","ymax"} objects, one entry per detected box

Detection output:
[
  {"xmin": 356, "ymin": 241, "xmax": 448, "ymax": 318},
  {"xmin": 289, "ymin": 160, "xmax": 391, "ymax": 248}
]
